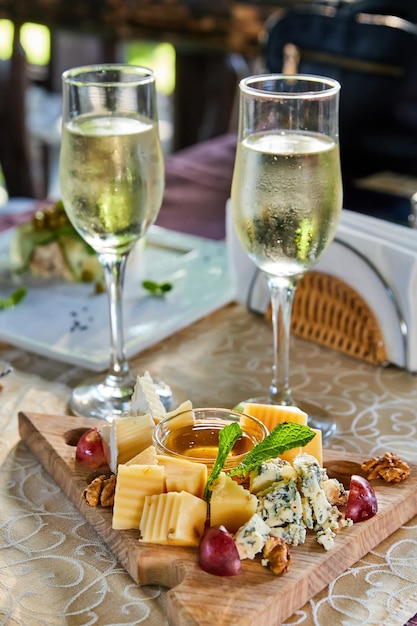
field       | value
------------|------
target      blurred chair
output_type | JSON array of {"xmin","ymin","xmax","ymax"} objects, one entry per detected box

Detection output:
[
  {"xmin": 262, "ymin": 1, "xmax": 417, "ymax": 184},
  {"xmin": 0, "ymin": 27, "xmax": 35, "ymax": 198}
]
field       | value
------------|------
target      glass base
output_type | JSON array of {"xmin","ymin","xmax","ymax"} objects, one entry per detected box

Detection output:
[
  {"xmin": 69, "ymin": 376, "xmax": 173, "ymax": 421},
  {"xmin": 240, "ymin": 396, "xmax": 336, "ymax": 440}
]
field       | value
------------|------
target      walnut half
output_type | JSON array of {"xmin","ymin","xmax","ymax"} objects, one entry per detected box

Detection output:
[
  {"xmin": 83, "ymin": 474, "xmax": 116, "ymax": 507},
  {"xmin": 361, "ymin": 452, "xmax": 410, "ymax": 483},
  {"xmin": 262, "ymin": 537, "xmax": 292, "ymax": 575}
]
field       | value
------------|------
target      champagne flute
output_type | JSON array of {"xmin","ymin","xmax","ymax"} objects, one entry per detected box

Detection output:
[
  {"xmin": 231, "ymin": 74, "xmax": 342, "ymax": 439},
  {"xmin": 59, "ymin": 64, "xmax": 167, "ymax": 421}
]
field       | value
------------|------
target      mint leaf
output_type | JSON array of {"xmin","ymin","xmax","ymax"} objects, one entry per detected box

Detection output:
[
  {"xmin": 0, "ymin": 287, "xmax": 27, "ymax": 311},
  {"xmin": 203, "ymin": 422, "xmax": 242, "ymax": 502},
  {"xmin": 229, "ymin": 422, "xmax": 316, "ymax": 479},
  {"xmin": 142, "ymin": 280, "xmax": 173, "ymax": 296}
]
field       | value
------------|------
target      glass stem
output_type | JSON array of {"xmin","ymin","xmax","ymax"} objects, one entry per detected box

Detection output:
[
  {"xmin": 99, "ymin": 252, "xmax": 133, "ymax": 392},
  {"xmin": 268, "ymin": 276, "xmax": 296, "ymax": 406}
]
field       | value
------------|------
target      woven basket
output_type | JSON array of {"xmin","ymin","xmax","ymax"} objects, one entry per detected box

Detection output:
[{"xmin": 265, "ymin": 271, "xmax": 388, "ymax": 366}]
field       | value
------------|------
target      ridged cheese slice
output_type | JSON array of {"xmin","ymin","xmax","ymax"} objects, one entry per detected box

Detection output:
[
  {"xmin": 243, "ymin": 403, "xmax": 322, "ymax": 466},
  {"xmin": 112, "ymin": 464, "xmax": 165, "ymax": 530},
  {"xmin": 130, "ymin": 371, "xmax": 166, "ymax": 423},
  {"xmin": 139, "ymin": 491, "xmax": 207, "ymax": 546},
  {"xmin": 156, "ymin": 455, "xmax": 207, "ymax": 499},
  {"xmin": 243, "ymin": 403, "xmax": 308, "ymax": 430},
  {"xmin": 109, "ymin": 413, "xmax": 155, "ymax": 473}
]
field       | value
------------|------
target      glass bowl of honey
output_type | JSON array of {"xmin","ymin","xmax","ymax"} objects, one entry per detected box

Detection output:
[{"xmin": 152, "ymin": 407, "xmax": 268, "ymax": 470}]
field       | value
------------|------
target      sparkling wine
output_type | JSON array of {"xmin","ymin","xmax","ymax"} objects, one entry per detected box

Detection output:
[
  {"xmin": 231, "ymin": 130, "xmax": 343, "ymax": 278},
  {"xmin": 60, "ymin": 113, "xmax": 164, "ymax": 255}
]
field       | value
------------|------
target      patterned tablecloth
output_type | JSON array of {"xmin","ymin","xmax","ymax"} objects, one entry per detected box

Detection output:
[{"xmin": 2, "ymin": 298, "xmax": 417, "ymax": 625}]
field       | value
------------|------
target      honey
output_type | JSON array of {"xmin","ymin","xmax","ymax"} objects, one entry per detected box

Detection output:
[{"xmin": 165, "ymin": 423, "xmax": 255, "ymax": 462}]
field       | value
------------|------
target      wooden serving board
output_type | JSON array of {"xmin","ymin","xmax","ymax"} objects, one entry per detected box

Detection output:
[{"xmin": 18, "ymin": 410, "xmax": 417, "ymax": 626}]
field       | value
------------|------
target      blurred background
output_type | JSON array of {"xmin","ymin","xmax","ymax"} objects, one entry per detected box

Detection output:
[
  {"xmin": 0, "ymin": 19, "xmax": 176, "ymax": 201},
  {"xmin": 1, "ymin": 0, "xmax": 417, "ymax": 226}
]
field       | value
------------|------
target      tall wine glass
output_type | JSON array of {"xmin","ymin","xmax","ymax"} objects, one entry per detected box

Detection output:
[
  {"xmin": 59, "ymin": 64, "xmax": 166, "ymax": 421},
  {"xmin": 231, "ymin": 74, "xmax": 342, "ymax": 439}
]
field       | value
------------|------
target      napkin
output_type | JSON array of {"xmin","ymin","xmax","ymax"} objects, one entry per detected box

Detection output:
[{"xmin": 226, "ymin": 201, "xmax": 416, "ymax": 372}]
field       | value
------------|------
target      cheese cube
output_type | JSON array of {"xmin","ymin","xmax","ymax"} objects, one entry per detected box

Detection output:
[
  {"xmin": 279, "ymin": 446, "xmax": 302, "ymax": 464},
  {"xmin": 139, "ymin": 491, "xmax": 207, "ymax": 546},
  {"xmin": 243, "ymin": 403, "xmax": 308, "ymax": 432},
  {"xmin": 210, "ymin": 472, "xmax": 257, "ymax": 533},
  {"xmin": 109, "ymin": 413, "xmax": 155, "ymax": 473},
  {"xmin": 126, "ymin": 445, "xmax": 158, "ymax": 466},
  {"xmin": 112, "ymin": 464, "xmax": 165, "ymax": 530},
  {"xmin": 156, "ymin": 455, "xmax": 208, "ymax": 499},
  {"xmin": 301, "ymin": 428, "xmax": 323, "ymax": 466}
]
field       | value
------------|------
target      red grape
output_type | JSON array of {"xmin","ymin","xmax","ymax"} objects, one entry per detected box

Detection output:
[
  {"xmin": 198, "ymin": 526, "xmax": 242, "ymax": 576},
  {"xmin": 76, "ymin": 428, "xmax": 108, "ymax": 469},
  {"xmin": 345, "ymin": 474, "xmax": 378, "ymax": 522}
]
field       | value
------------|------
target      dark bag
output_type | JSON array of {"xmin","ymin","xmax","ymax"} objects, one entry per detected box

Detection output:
[{"xmin": 264, "ymin": 1, "xmax": 417, "ymax": 182}]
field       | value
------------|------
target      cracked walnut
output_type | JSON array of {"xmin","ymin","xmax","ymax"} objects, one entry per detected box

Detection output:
[
  {"xmin": 361, "ymin": 452, "xmax": 410, "ymax": 483},
  {"xmin": 83, "ymin": 474, "xmax": 116, "ymax": 507}
]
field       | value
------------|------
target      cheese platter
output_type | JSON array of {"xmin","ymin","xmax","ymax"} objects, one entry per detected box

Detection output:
[{"xmin": 18, "ymin": 410, "xmax": 417, "ymax": 626}]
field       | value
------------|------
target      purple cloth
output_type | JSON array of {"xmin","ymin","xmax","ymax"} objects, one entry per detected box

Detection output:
[{"xmin": 156, "ymin": 133, "xmax": 237, "ymax": 240}]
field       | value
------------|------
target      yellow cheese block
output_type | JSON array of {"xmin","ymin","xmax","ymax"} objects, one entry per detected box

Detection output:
[
  {"xmin": 242, "ymin": 403, "xmax": 322, "ymax": 466},
  {"xmin": 156, "ymin": 454, "xmax": 208, "ymax": 499},
  {"xmin": 301, "ymin": 428, "xmax": 323, "ymax": 467},
  {"xmin": 210, "ymin": 472, "xmax": 257, "ymax": 534},
  {"xmin": 243, "ymin": 403, "xmax": 308, "ymax": 431},
  {"xmin": 279, "ymin": 446, "xmax": 303, "ymax": 464},
  {"xmin": 280, "ymin": 429, "xmax": 322, "ymax": 466},
  {"xmin": 109, "ymin": 413, "xmax": 155, "ymax": 473},
  {"xmin": 112, "ymin": 464, "xmax": 165, "ymax": 530},
  {"xmin": 139, "ymin": 491, "xmax": 207, "ymax": 546}
]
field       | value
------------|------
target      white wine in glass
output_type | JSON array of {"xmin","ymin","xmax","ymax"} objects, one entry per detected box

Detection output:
[
  {"xmin": 59, "ymin": 64, "xmax": 168, "ymax": 420},
  {"xmin": 231, "ymin": 74, "xmax": 343, "ymax": 439}
]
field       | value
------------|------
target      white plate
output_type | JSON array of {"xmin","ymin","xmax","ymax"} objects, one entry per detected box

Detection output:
[{"xmin": 0, "ymin": 226, "xmax": 236, "ymax": 371}]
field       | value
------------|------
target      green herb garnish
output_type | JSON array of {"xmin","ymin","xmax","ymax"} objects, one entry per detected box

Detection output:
[
  {"xmin": 0, "ymin": 287, "xmax": 27, "ymax": 311},
  {"xmin": 203, "ymin": 422, "xmax": 242, "ymax": 501},
  {"xmin": 142, "ymin": 280, "xmax": 173, "ymax": 296},
  {"xmin": 229, "ymin": 422, "xmax": 316, "ymax": 479}
]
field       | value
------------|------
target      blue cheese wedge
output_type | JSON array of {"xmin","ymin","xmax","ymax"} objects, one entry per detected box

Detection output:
[
  {"xmin": 250, "ymin": 458, "xmax": 297, "ymax": 495},
  {"xmin": 234, "ymin": 513, "xmax": 271, "ymax": 560},
  {"xmin": 256, "ymin": 478, "xmax": 304, "ymax": 540},
  {"xmin": 292, "ymin": 452, "xmax": 347, "ymax": 550},
  {"xmin": 292, "ymin": 453, "xmax": 334, "ymax": 526},
  {"xmin": 269, "ymin": 521, "xmax": 306, "ymax": 546},
  {"xmin": 248, "ymin": 452, "xmax": 349, "ymax": 553}
]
